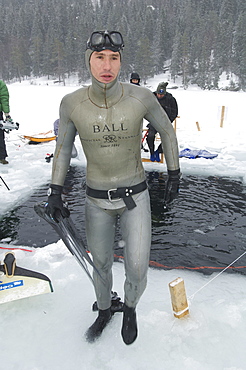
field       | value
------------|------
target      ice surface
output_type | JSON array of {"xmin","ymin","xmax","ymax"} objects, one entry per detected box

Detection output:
[{"xmin": 0, "ymin": 74, "xmax": 246, "ymax": 369}]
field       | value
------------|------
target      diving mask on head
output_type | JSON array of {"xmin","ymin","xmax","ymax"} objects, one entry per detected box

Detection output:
[{"xmin": 86, "ymin": 30, "xmax": 124, "ymax": 52}]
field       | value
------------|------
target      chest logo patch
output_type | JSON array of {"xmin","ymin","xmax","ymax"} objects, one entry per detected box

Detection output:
[{"xmin": 103, "ymin": 135, "xmax": 117, "ymax": 143}]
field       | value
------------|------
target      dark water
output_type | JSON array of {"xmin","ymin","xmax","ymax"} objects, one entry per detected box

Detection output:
[{"xmin": 1, "ymin": 165, "xmax": 246, "ymax": 275}]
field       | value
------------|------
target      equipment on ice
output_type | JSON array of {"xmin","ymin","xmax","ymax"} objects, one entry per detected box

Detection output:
[
  {"xmin": 0, "ymin": 252, "xmax": 53, "ymax": 305},
  {"xmin": 92, "ymin": 291, "xmax": 123, "ymax": 313},
  {"xmin": 45, "ymin": 153, "xmax": 54, "ymax": 163},
  {"xmin": 0, "ymin": 176, "xmax": 10, "ymax": 190},
  {"xmin": 0, "ymin": 120, "xmax": 19, "ymax": 132},
  {"xmin": 34, "ymin": 202, "xmax": 124, "ymax": 313},
  {"xmin": 179, "ymin": 148, "xmax": 218, "ymax": 159},
  {"xmin": 34, "ymin": 201, "xmax": 102, "ymax": 285}
]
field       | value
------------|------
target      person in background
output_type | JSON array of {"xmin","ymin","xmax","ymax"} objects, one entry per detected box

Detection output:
[
  {"xmin": 45, "ymin": 30, "xmax": 180, "ymax": 345},
  {"xmin": 0, "ymin": 80, "xmax": 12, "ymax": 164},
  {"xmin": 130, "ymin": 72, "xmax": 140, "ymax": 86},
  {"xmin": 146, "ymin": 82, "xmax": 178, "ymax": 162},
  {"xmin": 130, "ymin": 72, "xmax": 149, "ymax": 152}
]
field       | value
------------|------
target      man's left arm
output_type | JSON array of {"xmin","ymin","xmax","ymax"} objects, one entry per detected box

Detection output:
[{"xmin": 144, "ymin": 94, "xmax": 180, "ymax": 206}]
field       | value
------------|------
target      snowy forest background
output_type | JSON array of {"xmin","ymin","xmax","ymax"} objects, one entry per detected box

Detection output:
[{"xmin": 0, "ymin": 0, "xmax": 246, "ymax": 90}]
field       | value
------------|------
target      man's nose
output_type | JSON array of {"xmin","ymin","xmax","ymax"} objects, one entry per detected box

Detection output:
[{"xmin": 103, "ymin": 58, "xmax": 111, "ymax": 70}]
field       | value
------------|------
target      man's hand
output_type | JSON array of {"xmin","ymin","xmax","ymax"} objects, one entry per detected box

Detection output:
[
  {"xmin": 164, "ymin": 169, "xmax": 181, "ymax": 209},
  {"xmin": 5, "ymin": 114, "xmax": 12, "ymax": 122},
  {"xmin": 45, "ymin": 184, "xmax": 70, "ymax": 222}
]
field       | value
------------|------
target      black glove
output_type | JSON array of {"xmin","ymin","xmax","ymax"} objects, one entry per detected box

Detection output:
[
  {"xmin": 45, "ymin": 184, "xmax": 70, "ymax": 222},
  {"xmin": 164, "ymin": 169, "xmax": 181, "ymax": 208}
]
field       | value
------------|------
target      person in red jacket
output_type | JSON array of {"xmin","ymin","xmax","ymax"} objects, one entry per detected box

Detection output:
[{"xmin": 0, "ymin": 80, "xmax": 12, "ymax": 164}]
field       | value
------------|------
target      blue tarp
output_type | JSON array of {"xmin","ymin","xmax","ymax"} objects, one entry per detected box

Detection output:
[{"xmin": 179, "ymin": 148, "xmax": 218, "ymax": 159}]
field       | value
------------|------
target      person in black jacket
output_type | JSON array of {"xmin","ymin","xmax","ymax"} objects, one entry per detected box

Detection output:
[
  {"xmin": 146, "ymin": 82, "xmax": 178, "ymax": 162},
  {"xmin": 130, "ymin": 72, "xmax": 140, "ymax": 86}
]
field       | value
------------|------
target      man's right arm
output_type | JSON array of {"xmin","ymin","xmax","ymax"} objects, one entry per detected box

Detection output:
[
  {"xmin": 45, "ymin": 96, "xmax": 77, "ymax": 221},
  {"xmin": 51, "ymin": 97, "xmax": 77, "ymax": 187}
]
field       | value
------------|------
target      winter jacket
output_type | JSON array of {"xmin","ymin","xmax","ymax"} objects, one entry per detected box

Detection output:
[
  {"xmin": 0, "ymin": 80, "xmax": 10, "ymax": 114},
  {"xmin": 153, "ymin": 91, "xmax": 178, "ymax": 122}
]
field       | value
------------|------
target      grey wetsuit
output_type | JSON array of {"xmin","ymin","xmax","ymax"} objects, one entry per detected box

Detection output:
[{"xmin": 51, "ymin": 60, "xmax": 180, "ymax": 309}]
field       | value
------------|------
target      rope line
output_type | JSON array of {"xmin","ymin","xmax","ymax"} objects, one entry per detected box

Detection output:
[
  {"xmin": 0, "ymin": 248, "xmax": 245, "ymax": 272},
  {"xmin": 114, "ymin": 254, "xmax": 246, "ymax": 271},
  {"xmin": 188, "ymin": 250, "xmax": 246, "ymax": 301},
  {"xmin": 0, "ymin": 246, "xmax": 33, "ymax": 252}
]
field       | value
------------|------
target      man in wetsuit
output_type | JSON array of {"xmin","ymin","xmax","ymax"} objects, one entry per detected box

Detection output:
[{"xmin": 45, "ymin": 30, "xmax": 180, "ymax": 345}]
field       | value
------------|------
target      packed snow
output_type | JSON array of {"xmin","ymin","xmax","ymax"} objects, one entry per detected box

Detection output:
[{"xmin": 1, "ymin": 74, "xmax": 246, "ymax": 369}]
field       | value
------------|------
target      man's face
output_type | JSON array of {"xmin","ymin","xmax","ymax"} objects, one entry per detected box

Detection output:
[
  {"xmin": 157, "ymin": 93, "xmax": 165, "ymax": 99},
  {"xmin": 131, "ymin": 79, "xmax": 139, "ymax": 84},
  {"xmin": 90, "ymin": 49, "xmax": 121, "ymax": 83}
]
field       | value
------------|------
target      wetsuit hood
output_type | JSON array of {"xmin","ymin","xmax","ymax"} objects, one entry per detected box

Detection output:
[{"xmin": 85, "ymin": 48, "xmax": 123, "ymax": 108}]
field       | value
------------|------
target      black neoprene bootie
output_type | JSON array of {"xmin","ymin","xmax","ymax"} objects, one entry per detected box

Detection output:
[
  {"xmin": 121, "ymin": 304, "xmax": 138, "ymax": 345},
  {"xmin": 85, "ymin": 308, "xmax": 112, "ymax": 343}
]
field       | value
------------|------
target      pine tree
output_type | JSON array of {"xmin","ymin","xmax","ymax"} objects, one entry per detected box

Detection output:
[
  {"xmin": 0, "ymin": 0, "xmax": 245, "ymax": 89},
  {"xmin": 216, "ymin": 0, "xmax": 238, "ymax": 74},
  {"xmin": 170, "ymin": 31, "xmax": 180, "ymax": 82},
  {"xmin": 233, "ymin": 11, "xmax": 246, "ymax": 89},
  {"xmin": 134, "ymin": 36, "xmax": 153, "ymax": 83}
]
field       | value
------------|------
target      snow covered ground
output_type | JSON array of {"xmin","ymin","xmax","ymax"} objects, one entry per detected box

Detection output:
[{"xmin": 1, "ymin": 74, "xmax": 246, "ymax": 369}]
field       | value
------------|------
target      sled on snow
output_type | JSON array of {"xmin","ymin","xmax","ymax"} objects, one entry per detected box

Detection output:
[
  {"xmin": 23, "ymin": 135, "xmax": 56, "ymax": 144},
  {"xmin": 22, "ymin": 129, "xmax": 56, "ymax": 145}
]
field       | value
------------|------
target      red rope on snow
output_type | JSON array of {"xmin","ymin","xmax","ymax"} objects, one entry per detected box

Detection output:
[
  {"xmin": 114, "ymin": 254, "xmax": 246, "ymax": 271},
  {"xmin": 0, "ymin": 248, "xmax": 245, "ymax": 270},
  {"xmin": 0, "ymin": 246, "xmax": 33, "ymax": 252}
]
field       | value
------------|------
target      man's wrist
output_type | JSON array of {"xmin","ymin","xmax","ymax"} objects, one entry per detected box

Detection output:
[
  {"xmin": 167, "ymin": 169, "xmax": 180, "ymax": 176},
  {"xmin": 47, "ymin": 184, "xmax": 63, "ymax": 196}
]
